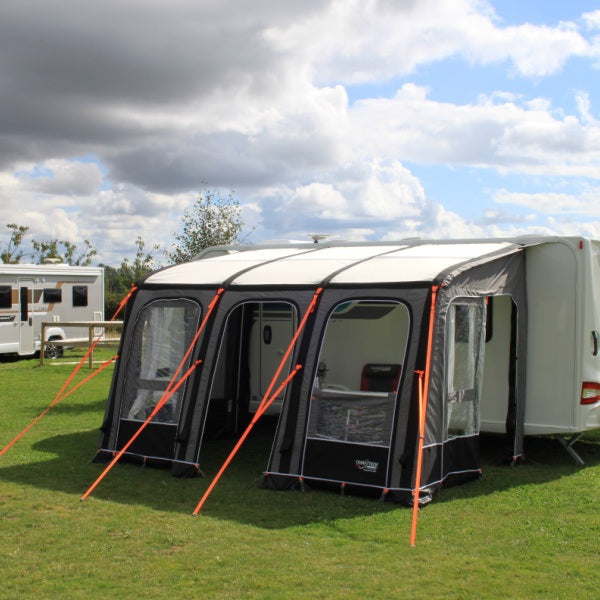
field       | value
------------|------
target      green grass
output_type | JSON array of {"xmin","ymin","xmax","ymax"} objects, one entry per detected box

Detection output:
[{"xmin": 0, "ymin": 353, "xmax": 599, "ymax": 598}]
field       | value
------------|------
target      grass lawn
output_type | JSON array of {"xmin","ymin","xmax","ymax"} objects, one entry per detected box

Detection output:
[{"xmin": 0, "ymin": 351, "xmax": 599, "ymax": 598}]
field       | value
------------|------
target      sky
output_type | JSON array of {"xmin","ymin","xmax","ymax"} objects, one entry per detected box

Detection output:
[{"xmin": 1, "ymin": 0, "xmax": 600, "ymax": 266}]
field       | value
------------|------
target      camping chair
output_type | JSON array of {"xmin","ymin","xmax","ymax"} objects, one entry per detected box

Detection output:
[{"xmin": 360, "ymin": 363, "xmax": 402, "ymax": 393}]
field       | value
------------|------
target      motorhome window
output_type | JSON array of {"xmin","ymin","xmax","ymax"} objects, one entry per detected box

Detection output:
[
  {"xmin": 446, "ymin": 299, "xmax": 485, "ymax": 439},
  {"xmin": 72, "ymin": 285, "xmax": 88, "ymax": 307},
  {"xmin": 43, "ymin": 288, "xmax": 62, "ymax": 303},
  {"xmin": 0, "ymin": 286, "xmax": 11, "ymax": 309},
  {"xmin": 120, "ymin": 299, "xmax": 201, "ymax": 424},
  {"xmin": 307, "ymin": 300, "xmax": 409, "ymax": 446}
]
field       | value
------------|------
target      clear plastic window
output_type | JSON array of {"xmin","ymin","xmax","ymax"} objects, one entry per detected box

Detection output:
[
  {"xmin": 121, "ymin": 299, "xmax": 201, "ymax": 424},
  {"xmin": 446, "ymin": 300, "xmax": 485, "ymax": 438},
  {"xmin": 307, "ymin": 300, "xmax": 409, "ymax": 447}
]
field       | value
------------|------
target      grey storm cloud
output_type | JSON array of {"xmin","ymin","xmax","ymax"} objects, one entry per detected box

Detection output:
[
  {"xmin": 0, "ymin": 1, "xmax": 329, "ymax": 180},
  {"xmin": 2, "ymin": 0, "xmax": 600, "ymax": 265}
]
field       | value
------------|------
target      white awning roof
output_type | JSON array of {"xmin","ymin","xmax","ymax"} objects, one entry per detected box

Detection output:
[{"xmin": 145, "ymin": 241, "xmax": 519, "ymax": 286}]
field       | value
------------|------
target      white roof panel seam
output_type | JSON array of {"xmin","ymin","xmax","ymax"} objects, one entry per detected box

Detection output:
[{"xmin": 145, "ymin": 242, "xmax": 520, "ymax": 286}]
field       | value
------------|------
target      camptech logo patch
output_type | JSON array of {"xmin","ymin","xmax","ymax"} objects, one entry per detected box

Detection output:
[{"xmin": 355, "ymin": 458, "xmax": 379, "ymax": 473}]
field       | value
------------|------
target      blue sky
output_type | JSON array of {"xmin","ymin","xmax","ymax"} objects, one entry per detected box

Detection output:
[{"xmin": 0, "ymin": 0, "xmax": 599, "ymax": 265}]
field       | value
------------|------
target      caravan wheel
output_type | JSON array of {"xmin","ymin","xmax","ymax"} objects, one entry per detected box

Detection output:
[{"xmin": 45, "ymin": 337, "xmax": 64, "ymax": 359}]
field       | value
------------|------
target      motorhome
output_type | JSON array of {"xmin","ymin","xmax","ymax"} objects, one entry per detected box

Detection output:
[
  {"xmin": 0, "ymin": 263, "xmax": 104, "ymax": 358},
  {"xmin": 96, "ymin": 236, "xmax": 599, "ymax": 504}
]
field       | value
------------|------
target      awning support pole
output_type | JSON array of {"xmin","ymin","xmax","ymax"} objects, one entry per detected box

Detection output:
[
  {"xmin": 410, "ymin": 284, "xmax": 438, "ymax": 547},
  {"xmin": 192, "ymin": 287, "xmax": 323, "ymax": 515}
]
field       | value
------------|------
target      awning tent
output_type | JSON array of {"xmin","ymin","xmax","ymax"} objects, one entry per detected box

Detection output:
[{"xmin": 96, "ymin": 239, "xmax": 527, "ymax": 504}]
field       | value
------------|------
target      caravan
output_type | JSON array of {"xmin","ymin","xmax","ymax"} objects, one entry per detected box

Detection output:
[
  {"xmin": 0, "ymin": 263, "xmax": 104, "ymax": 358},
  {"xmin": 96, "ymin": 237, "xmax": 600, "ymax": 504}
]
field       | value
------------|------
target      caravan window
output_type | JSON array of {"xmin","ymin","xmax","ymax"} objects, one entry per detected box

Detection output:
[
  {"xmin": 307, "ymin": 300, "xmax": 409, "ymax": 446},
  {"xmin": 0, "ymin": 286, "xmax": 11, "ymax": 309},
  {"xmin": 121, "ymin": 299, "xmax": 201, "ymax": 424},
  {"xmin": 43, "ymin": 288, "xmax": 62, "ymax": 303},
  {"xmin": 72, "ymin": 285, "xmax": 88, "ymax": 307},
  {"xmin": 446, "ymin": 299, "xmax": 486, "ymax": 438}
]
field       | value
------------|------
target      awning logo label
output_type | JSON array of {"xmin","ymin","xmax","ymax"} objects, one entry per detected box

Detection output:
[{"xmin": 355, "ymin": 459, "xmax": 379, "ymax": 473}]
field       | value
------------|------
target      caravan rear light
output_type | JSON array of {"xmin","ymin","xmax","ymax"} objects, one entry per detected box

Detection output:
[{"xmin": 580, "ymin": 382, "xmax": 600, "ymax": 405}]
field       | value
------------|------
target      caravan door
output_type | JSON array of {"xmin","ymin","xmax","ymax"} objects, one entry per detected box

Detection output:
[{"xmin": 18, "ymin": 278, "xmax": 35, "ymax": 355}]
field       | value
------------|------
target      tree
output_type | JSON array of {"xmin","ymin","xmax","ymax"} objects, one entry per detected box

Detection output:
[
  {"xmin": 63, "ymin": 240, "xmax": 97, "ymax": 266},
  {"xmin": 166, "ymin": 189, "xmax": 245, "ymax": 264},
  {"xmin": 103, "ymin": 237, "xmax": 159, "ymax": 317},
  {"xmin": 32, "ymin": 239, "xmax": 97, "ymax": 266},
  {"xmin": 1, "ymin": 223, "xmax": 29, "ymax": 263},
  {"xmin": 119, "ymin": 236, "xmax": 159, "ymax": 284}
]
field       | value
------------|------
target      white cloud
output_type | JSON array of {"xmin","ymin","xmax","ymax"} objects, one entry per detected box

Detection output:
[
  {"xmin": 1, "ymin": 1, "xmax": 600, "ymax": 264},
  {"xmin": 478, "ymin": 209, "xmax": 537, "ymax": 225},
  {"xmin": 350, "ymin": 84, "xmax": 600, "ymax": 176},
  {"xmin": 576, "ymin": 90, "xmax": 597, "ymax": 125},
  {"xmin": 17, "ymin": 159, "xmax": 104, "ymax": 196},
  {"xmin": 264, "ymin": 0, "xmax": 594, "ymax": 82},
  {"xmin": 494, "ymin": 189, "xmax": 600, "ymax": 217},
  {"xmin": 583, "ymin": 10, "xmax": 600, "ymax": 30},
  {"xmin": 254, "ymin": 160, "xmax": 426, "ymax": 238}
]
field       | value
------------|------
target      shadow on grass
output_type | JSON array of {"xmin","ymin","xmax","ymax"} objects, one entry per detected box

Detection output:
[
  {"xmin": 434, "ymin": 431, "xmax": 600, "ymax": 505},
  {"xmin": 0, "ymin": 425, "xmax": 399, "ymax": 528},
  {"xmin": 50, "ymin": 398, "xmax": 109, "ymax": 415},
  {"xmin": 0, "ymin": 424, "xmax": 598, "ymax": 528}
]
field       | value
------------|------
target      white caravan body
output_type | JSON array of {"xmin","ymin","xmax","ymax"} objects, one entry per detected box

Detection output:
[
  {"xmin": 481, "ymin": 237, "xmax": 600, "ymax": 435},
  {"xmin": 0, "ymin": 263, "xmax": 104, "ymax": 356},
  {"xmin": 243, "ymin": 237, "xmax": 600, "ymax": 437}
]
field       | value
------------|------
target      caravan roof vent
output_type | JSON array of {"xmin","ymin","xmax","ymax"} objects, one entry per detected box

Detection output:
[{"xmin": 307, "ymin": 234, "xmax": 336, "ymax": 244}]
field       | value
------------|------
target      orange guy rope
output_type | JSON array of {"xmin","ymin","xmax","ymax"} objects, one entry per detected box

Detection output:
[
  {"xmin": 81, "ymin": 359, "xmax": 202, "ymax": 500},
  {"xmin": 81, "ymin": 286, "xmax": 225, "ymax": 499},
  {"xmin": 0, "ymin": 284, "xmax": 138, "ymax": 459},
  {"xmin": 192, "ymin": 364, "xmax": 303, "ymax": 515},
  {"xmin": 255, "ymin": 288, "xmax": 323, "ymax": 415},
  {"xmin": 410, "ymin": 284, "xmax": 438, "ymax": 547},
  {"xmin": 193, "ymin": 287, "xmax": 323, "ymax": 515},
  {"xmin": 0, "ymin": 355, "xmax": 119, "ymax": 457},
  {"xmin": 46, "ymin": 283, "xmax": 136, "ymax": 405},
  {"xmin": 165, "ymin": 288, "xmax": 224, "ymax": 396},
  {"xmin": 112, "ymin": 284, "xmax": 137, "ymax": 321},
  {"xmin": 57, "ymin": 355, "xmax": 119, "ymax": 403}
]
